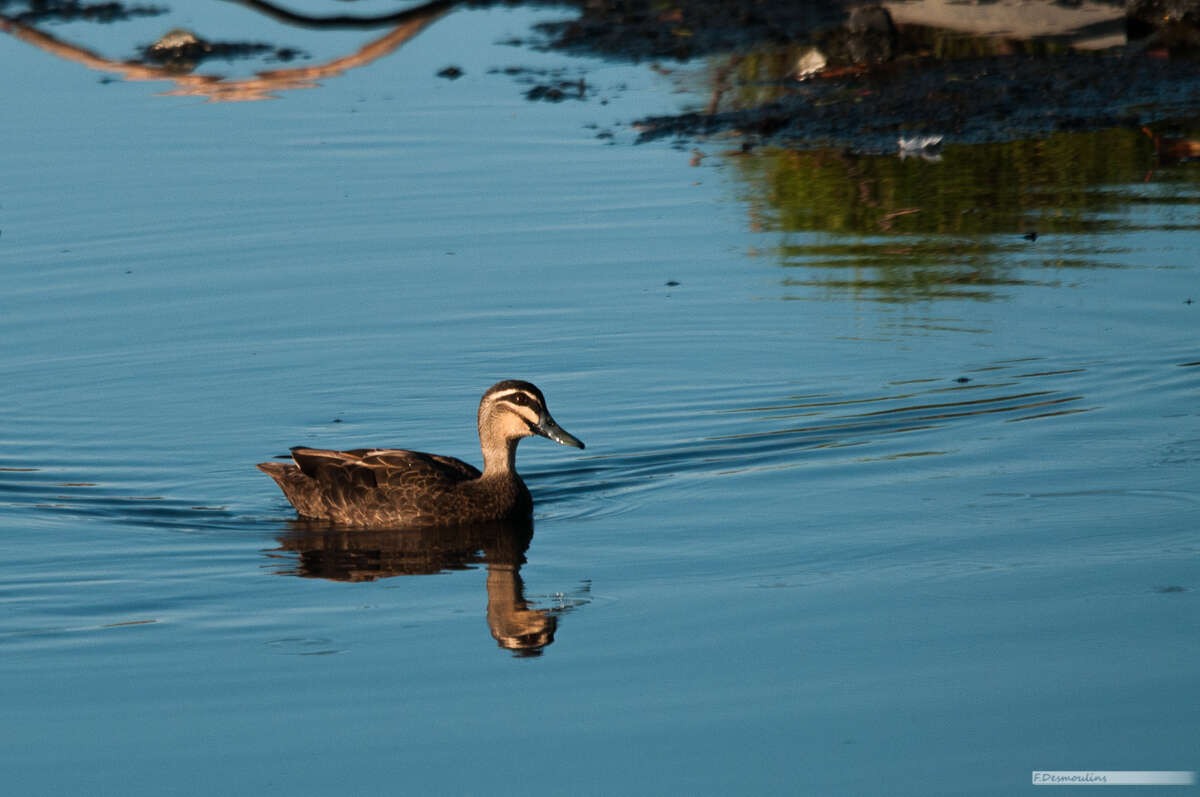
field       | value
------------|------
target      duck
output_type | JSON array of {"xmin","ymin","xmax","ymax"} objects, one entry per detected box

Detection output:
[{"xmin": 257, "ymin": 380, "xmax": 584, "ymax": 528}]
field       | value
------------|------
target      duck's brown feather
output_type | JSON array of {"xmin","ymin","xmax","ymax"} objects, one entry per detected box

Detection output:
[
  {"xmin": 257, "ymin": 446, "xmax": 528, "ymax": 528},
  {"xmin": 258, "ymin": 380, "xmax": 581, "ymax": 528},
  {"xmin": 292, "ymin": 447, "xmax": 482, "ymax": 482}
]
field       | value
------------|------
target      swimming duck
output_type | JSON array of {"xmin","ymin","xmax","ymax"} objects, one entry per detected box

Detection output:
[{"xmin": 257, "ymin": 380, "xmax": 584, "ymax": 528}]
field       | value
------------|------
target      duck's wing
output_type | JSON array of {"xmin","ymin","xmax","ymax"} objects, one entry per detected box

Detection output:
[
  {"xmin": 291, "ymin": 447, "xmax": 481, "ymax": 487},
  {"xmin": 262, "ymin": 447, "xmax": 482, "ymax": 525}
]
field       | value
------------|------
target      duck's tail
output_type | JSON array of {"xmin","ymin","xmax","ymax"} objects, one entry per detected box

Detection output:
[{"xmin": 257, "ymin": 460, "xmax": 325, "ymax": 518}]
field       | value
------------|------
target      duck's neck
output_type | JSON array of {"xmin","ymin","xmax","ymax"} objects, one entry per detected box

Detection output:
[{"xmin": 480, "ymin": 435, "xmax": 520, "ymax": 478}]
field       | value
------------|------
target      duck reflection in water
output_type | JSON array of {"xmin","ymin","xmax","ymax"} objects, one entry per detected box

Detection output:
[{"xmin": 270, "ymin": 516, "xmax": 580, "ymax": 656}]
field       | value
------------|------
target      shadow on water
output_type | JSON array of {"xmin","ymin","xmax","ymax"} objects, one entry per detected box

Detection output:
[{"xmin": 267, "ymin": 516, "xmax": 589, "ymax": 657}]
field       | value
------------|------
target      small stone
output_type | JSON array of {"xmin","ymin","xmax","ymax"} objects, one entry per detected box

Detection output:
[{"xmin": 793, "ymin": 47, "xmax": 827, "ymax": 79}]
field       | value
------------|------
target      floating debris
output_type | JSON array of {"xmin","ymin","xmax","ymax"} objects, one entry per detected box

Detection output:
[
  {"xmin": 898, "ymin": 135, "xmax": 944, "ymax": 161},
  {"xmin": 793, "ymin": 47, "xmax": 828, "ymax": 80},
  {"xmin": 141, "ymin": 28, "xmax": 307, "ymax": 70},
  {"xmin": 525, "ymin": 79, "xmax": 587, "ymax": 102}
]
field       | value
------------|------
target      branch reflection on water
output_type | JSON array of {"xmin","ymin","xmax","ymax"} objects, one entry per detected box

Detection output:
[
  {"xmin": 0, "ymin": 0, "xmax": 455, "ymax": 102},
  {"xmin": 268, "ymin": 517, "xmax": 589, "ymax": 657}
]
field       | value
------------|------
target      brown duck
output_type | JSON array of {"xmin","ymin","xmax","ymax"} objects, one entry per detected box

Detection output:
[{"xmin": 257, "ymin": 380, "xmax": 584, "ymax": 528}]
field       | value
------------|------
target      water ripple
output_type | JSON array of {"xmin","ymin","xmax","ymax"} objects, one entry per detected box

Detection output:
[
  {"xmin": 3, "ymin": 354, "xmax": 1191, "ymax": 529},
  {"xmin": 527, "ymin": 356, "xmax": 1118, "ymax": 518}
]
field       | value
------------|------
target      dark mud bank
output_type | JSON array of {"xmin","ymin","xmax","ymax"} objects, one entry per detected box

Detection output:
[
  {"xmin": 529, "ymin": 0, "xmax": 1200, "ymax": 150},
  {"xmin": 633, "ymin": 49, "xmax": 1200, "ymax": 152}
]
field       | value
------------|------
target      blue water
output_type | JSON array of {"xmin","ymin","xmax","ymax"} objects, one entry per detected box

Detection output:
[{"xmin": 1, "ymin": 4, "xmax": 1198, "ymax": 795}]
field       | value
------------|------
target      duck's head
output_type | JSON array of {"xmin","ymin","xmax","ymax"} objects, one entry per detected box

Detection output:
[{"xmin": 478, "ymin": 380, "xmax": 585, "ymax": 454}]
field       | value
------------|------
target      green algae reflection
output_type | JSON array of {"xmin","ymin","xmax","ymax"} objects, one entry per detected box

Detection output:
[{"xmin": 728, "ymin": 127, "xmax": 1200, "ymax": 302}]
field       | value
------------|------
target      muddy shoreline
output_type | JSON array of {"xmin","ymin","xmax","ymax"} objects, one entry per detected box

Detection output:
[
  {"xmin": 528, "ymin": 0, "xmax": 1200, "ymax": 150},
  {"xmin": 632, "ymin": 48, "xmax": 1200, "ymax": 152}
]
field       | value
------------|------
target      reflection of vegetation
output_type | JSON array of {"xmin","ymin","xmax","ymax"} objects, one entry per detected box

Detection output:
[
  {"xmin": 776, "ymin": 250, "xmax": 1047, "ymax": 302},
  {"xmin": 776, "ymin": 240, "xmax": 1040, "ymax": 302},
  {"xmin": 730, "ymin": 126, "xmax": 1200, "ymax": 301},
  {"xmin": 735, "ymin": 129, "xmax": 1155, "ymax": 235}
]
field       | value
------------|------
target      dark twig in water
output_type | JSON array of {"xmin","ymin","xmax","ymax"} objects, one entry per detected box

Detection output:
[{"xmin": 221, "ymin": 0, "xmax": 460, "ymax": 30}]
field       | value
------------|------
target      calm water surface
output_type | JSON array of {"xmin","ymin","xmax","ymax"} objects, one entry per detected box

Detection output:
[{"xmin": 1, "ymin": 4, "xmax": 1198, "ymax": 795}]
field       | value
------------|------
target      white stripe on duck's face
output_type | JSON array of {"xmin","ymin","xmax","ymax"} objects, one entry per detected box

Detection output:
[
  {"xmin": 483, "ymin": 389, "xmax": 544, "ymax": 439},
  {"xmin": 491, "ymin": 389, "xmax": 543, "ymax": 417},
  {"xmin": 487, "ymin": 387, "xmax": 542, "ymax": 405}
]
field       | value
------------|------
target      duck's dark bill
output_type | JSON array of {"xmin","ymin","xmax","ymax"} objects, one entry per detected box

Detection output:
[{"xmin": 536, "ymin": 415, "xmax": 585, "ymax": 449}]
